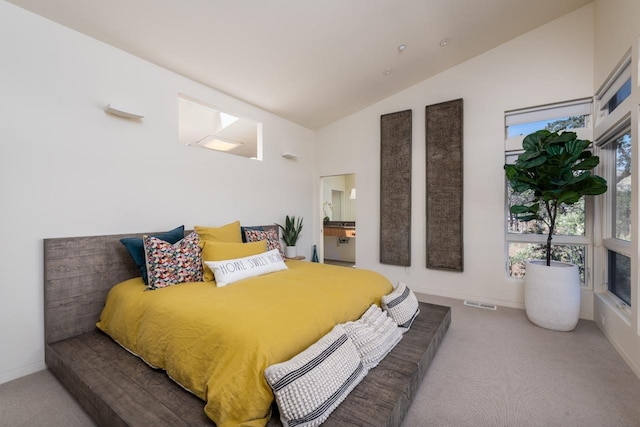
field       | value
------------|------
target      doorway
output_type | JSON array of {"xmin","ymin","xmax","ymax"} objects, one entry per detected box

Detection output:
[{"xmin": 321, "ymin": 174, "xmax": 356, "ymax": 267}]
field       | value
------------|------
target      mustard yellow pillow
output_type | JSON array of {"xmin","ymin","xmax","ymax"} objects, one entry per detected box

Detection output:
[
  {"xmin": 201, "ymin": 240, "xmax": 267, "ymax": 281},
  {"xmin": 194, "ymin": 220, "xmax": 242, "ymax": 243}
]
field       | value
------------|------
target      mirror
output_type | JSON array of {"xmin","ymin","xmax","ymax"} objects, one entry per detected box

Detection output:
[
  {"xmin": 178, "ymin": 94, "xmax": 262, "ymax": 159},
  {"xmin": 322, "ymin": 174, "xmax": 356, "ymax": 222}
]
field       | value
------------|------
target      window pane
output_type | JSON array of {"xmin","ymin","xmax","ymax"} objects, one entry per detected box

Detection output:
[
  {"xmin": 615, "ymin": 132, "xmax": 632, "ymax": 241},
  {"xmin": 508, "ymin": 243, "xmax": 586, "ymax": 283},
  {"xmin": 608, "ymin": 250, "xmax": 631, "ymax": 306},
  {"xmin": 506, "ymin": 115, "xmax": 586, "ymax": 139},
  {"xmin": 506, "ymin": 184, "xmax": 585, "ymax": 236},
  {"xmin": 606, "ymin": 78, "xmax": 631, "ymax": 114}
]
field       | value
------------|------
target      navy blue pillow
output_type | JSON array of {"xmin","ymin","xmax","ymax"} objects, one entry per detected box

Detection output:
[{"xmin": 120, "ymin": 225, "xmax": 185, "ymax": 284}]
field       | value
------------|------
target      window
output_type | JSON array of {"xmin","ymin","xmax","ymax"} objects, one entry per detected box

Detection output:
[
  {"xmin": 608, "ymin": 250, "xmax": 631, "ymax": 306},
  {"xmin": 505, "ymin": 99, "xmax": 593, "ymax": 286},
  {"xmin": 595, "ymin": 54, "xmax": 632, "ymax": 125},
  {"xmin": 508, "ymin": 243, "xmax": 587, "ymax": 282},
  {"xmin": 506, "ymin": 114, "xmax": 586, "ymax": 139},
  {"xmin": 599, "ymin": 127, "xmax": 632, "ymax": 307},
  {"xmin": 605, "ymin": 77, "xmax": 631, "ymax": 115},
  {"xmin": 178, "ymin": 94, "xmax": 262, "ymax": 160},
  {"xmin": 614, "ymin": 132, "xmax": 632, "ymax": 241}
]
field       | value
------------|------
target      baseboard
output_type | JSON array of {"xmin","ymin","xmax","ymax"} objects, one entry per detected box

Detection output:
[
  {"xmin": 414, "ymin": 290, "xmax": 594, "ymax": 320},
  {"xmin": 414, "ymin": 290, "xmax": 525, "ymax": 311},
  {"xmin": 0, "ymin": 359, "xmax": 46, "ymax": 385},
  {"xmin": 596, "ymin": 323, "xmax": 640, "ymax": 380}
]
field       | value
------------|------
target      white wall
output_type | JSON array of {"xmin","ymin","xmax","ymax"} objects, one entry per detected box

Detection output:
[
  {"xmin": 0, "ymin": 1, "xmax": 315, "ymax": 385},
  {"xmin": 316, "ymin": 6, "xmax": 595, "ymax": 310},
  {"xmin": 592, "ymin": 0, "xmax": 640, "ymax": 377}
]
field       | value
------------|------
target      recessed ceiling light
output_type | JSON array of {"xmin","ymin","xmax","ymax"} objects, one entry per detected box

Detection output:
[
  {"xmin": 398, "ymin": 44, "xmax": 407, "ymax": 53},
  {"xmin": 383, "ymin": 68, "xmax": 393, "ymax": 76},
  {"xmin": 439, "ymin": 38, "xmax": 450, "ymax": 47}
]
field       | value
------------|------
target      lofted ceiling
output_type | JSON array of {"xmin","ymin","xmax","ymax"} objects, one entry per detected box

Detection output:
[{"xmin": 7, "ymin": 0, "xmax": 592, "ymax": 130}]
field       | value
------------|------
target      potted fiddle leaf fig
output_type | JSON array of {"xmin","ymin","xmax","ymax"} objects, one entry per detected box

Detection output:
[
  {"xmin": 504, "ymin": 130, "xmax": 607, "ymax": 331},
  {"xmin": 277, "ymin": 215, "xmax": 303, "ymax": 258}
]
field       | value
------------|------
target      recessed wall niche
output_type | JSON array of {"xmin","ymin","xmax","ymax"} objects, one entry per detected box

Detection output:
[{"xmin": 178, "ymin": 94, "xmax": 262, "ymax": 160}]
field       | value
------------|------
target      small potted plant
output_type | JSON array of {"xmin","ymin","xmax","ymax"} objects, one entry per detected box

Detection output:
[
  {"xmin": 277, "ymin": 215, "xmax": 303, "ymax": 258},
  {"xmin": 504, "ymin": 130, "xmax": 607, "ymax": 331}
]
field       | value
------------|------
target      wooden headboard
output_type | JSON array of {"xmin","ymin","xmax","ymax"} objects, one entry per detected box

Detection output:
[{"xmin": 43, "ymin": 225, "xmax": 278, "ymax": 345}]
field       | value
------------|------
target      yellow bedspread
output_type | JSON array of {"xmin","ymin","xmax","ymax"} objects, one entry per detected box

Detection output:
[{"xmin": 96, "ymin": 260, "xmax": 393, "ymax": 426}]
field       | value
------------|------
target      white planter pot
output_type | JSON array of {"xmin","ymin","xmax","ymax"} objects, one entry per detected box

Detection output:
[
  {"xmin": 524, "ymin": 260, "xmax": 580, "ymax": 332},
  {"xmin": 284, "ymin": 246, "xmax": 297, "ymax": 258}
]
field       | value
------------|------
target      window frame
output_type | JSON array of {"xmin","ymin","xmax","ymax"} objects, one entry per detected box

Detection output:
[
  {"xmin": 504, "ymin": 98, "xmax": 595, "ymax": 288},
  {"xmin": 595, "ymin": 54, "xmax": 632, "ymax": 127},
  {"xmin": 597, "ymin": 122, "xmax": 632, "ymax": 312},
  {"xmin": 593, "ymin": 51, "xmax": 634, "ymax": 315}
]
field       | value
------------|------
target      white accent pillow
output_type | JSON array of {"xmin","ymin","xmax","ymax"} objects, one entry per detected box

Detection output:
[
  {"xmin": 204, "ymin": 248, "xmax": 287, "ymax": 287},
  {"xmin": 382, "ymin": 282, "xmax": 420, "ymax": 332},
  {"xmin": 264, "ymin": 324, "xmax": 367, "ymax": 427},
  {"xmin": 343, "ymin": 304, "xmax": 402, "ymax": 369}
]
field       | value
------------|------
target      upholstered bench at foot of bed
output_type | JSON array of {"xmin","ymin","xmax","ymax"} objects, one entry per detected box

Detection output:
[{"xmin": 45, "ymin": 302, "xmax": 450, "ymax": 427}]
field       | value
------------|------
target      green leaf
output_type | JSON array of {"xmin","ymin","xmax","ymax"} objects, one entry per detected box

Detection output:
[
  {"xmin": 568, "ymin": 171, "xmax": 591, "ymax": 185},
  {"xmin": 557, "ymin": 191, "xmax": 580, "ymax": 204},
  {"xmin": 522, "ymin": 130, "xmax": 549, "ymax": 151},
  {"xmin": 511, "ymin": 181, "xmax": 535, "ymax": 193},
  {"xmin": 572, "ymin": 156, "xmax": 600, "ymax": 170},
  {"xmin": 510, "ymin": 205, "xmax": 532, "ymax": 214},
  {"xmin": 504, "ymin": 164, "xmax": 518, "ymax": 180},
  {"xmin": 520, "ymin": 154, "xmax": 547, "ymax": 168},
  {"xmin": 577, "ymin": 150, "xmax": 591, "ymax": 160},
  {"xmin": 516, "ymin": 214, "xmax": 539, "ymax": 222},
  {"xmin": 518, "ymin": 151, "xmax": 542, "ymax": 162},
  {"xmin": 580, "ymin": 177, "xmax": 608, "ymax": 195},
  {"xmin": 553, "ymin": 131, "xmax": 577, "ymax": 144},
  {"xmin": 547, "ymin": 145, "xmax": 564, "ymax": 156}
]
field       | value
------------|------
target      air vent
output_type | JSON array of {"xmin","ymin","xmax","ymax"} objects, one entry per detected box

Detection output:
[{"xmin": 463, "ymin": 300, "xmax": 497, "ymax": 310}]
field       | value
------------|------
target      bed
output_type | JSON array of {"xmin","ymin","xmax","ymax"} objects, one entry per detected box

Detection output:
[{"xmin": 44, "ymin": 226, "xmax": 451, "ymax": 426}]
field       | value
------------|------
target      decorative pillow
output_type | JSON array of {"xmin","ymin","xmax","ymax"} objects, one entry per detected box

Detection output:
[
  {"xmin": 204, "ymin": 248, "xmax": 287, "ymax": 287},
  {"xmin": 243, "ymin": 227, "xmax": 284, "ymax": 258},
  {"xmin": 120, "ymin": 225, "xmax": 184, "ymax": 285},
  {"xmin": 264, "ymin": 324, "xmax": 368, "ymax": 427},
  {"xmin": 381, "ymin": 282, "xmax": 420, "ymax": 332},
  {"xmin": 240, "ymin": 225, "xmax": 264, "ymax": 243},
  {"xmin": 201, "ymin": 240, "xmax": 267, "ymax": 282},
  {"xmin": 143, "ymin": 231, "xmax": 203, "ymax": 290},
  {"xmin": 194, "ymin": 220, "xmax": 242, "ymax": 243},
  {"xmin": 343, "ymin": 304, "xmax": 403, "ymax": 369}
]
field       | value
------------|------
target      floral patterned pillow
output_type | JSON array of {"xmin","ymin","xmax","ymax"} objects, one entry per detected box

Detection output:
[
  {"xmin": 143, "ymin": 231, "xmax": 203, "ymax": 290},
  {"xmin": 243, "ymin": 228, "xmax": 284, "ymax": 258}
]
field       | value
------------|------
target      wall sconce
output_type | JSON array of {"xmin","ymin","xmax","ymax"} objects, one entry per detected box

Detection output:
[
  {"xmin": 104, "ymin": 103, "xmax": 144, "ymax": 120},
  {"xmin": 350, "ymin": 188, "xmax": 356, "ymax": 200}
]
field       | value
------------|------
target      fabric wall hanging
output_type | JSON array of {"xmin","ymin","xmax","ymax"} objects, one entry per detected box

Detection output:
[
  {"xmin": 380, "ymin": 109, "xmax": 412, "ymax": 266},
  {"xmin": 425, "ymin": 99, "xmax": 463, "ymax": 271}
]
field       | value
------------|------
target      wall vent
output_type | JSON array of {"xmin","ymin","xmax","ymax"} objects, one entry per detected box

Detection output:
[{"xmin": 463, "ymin": 300, "xmax": 497, "ymax": 310}]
